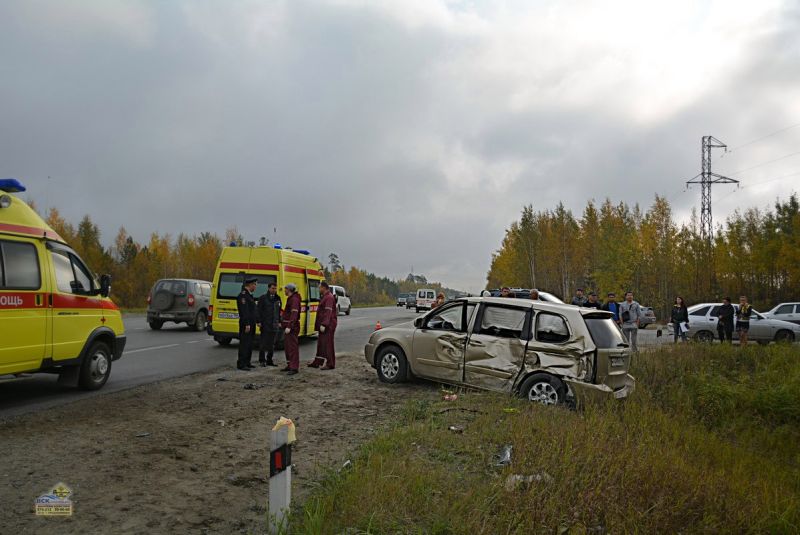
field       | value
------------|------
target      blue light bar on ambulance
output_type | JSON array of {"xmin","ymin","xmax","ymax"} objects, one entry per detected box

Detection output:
[
  {"xmin": 0, "ymin": 178, "xmax": 26, "ymax": 193},
  {"xmin": 274, "ymin": 244, "xmax": 282, "ymax": 249},
  {"xmin": 294, "ymin": 249, "xmax": 310, "ymax": 255}
]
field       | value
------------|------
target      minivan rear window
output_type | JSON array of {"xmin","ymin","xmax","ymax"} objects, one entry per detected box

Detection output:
[
  {"xmin": 217, "ymin": 273, "xmax": 277, "ymax": 299},
  {"xmin": 585, "ymin": 317, "xmax": 627, "ymax": 349}
]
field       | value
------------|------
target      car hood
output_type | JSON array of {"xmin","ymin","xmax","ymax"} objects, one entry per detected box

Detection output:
[
  {"xmin": 768, "ymin": 318, "xmax": 800, "ymax": 331},
  {"xmin": 368, "ymin": 322, "xmax": 415, "ymax": 342}
]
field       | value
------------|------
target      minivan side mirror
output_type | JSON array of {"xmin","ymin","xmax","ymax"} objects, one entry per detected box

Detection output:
[
  {"xmin": 99, "ymin": 274, "xmax": 112, "ymax": 298},
  {"xmin": 414, "ymin": 317, "xmax": 423, "ymax": 328}
]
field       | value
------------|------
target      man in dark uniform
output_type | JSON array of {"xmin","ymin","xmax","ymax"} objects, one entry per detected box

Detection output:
[
  {"xmin": 237, "ymin": 277, "xmax": 258, "ymax": 371},
  {"xmin": 257, "ymin": 282, "xmax": 281, "ymax": 367},
  {"xmin": 716, "ymin": 297, "xmax": 735, "ymax": 343},
  {"xmin": 309, "ymin": 281, "xmax": 338, "ymax": 369},
  {"xmin": 281, "ymin": 283, "xmax": 302, "ymax": 375}
]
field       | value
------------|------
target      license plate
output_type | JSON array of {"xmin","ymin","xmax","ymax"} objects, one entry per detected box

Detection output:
[
  {"xmin": 218, "ymin": 312, "xmax": 239, "ymax": 320},
  {"xmin": 159, "ymin": 313, "xmax": 174, "ymax": 319},
  {"xmin": 610, "ymin": 356, "xmax": 625, "ymax": 367}
]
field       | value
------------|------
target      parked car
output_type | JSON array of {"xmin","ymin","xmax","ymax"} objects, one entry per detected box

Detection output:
[
  {"xmin": 668, "ymin": 303, "xmax": 800, "ymax": 344},
  {"xmin": 396, "ymin": 293, "xmax": 410, "ymax": 307},
  {"xmin": 331, "ymin": 285, "xmax": 352, "ymax": 315},
  {"xmin": 405, "ymin": 293, "xmax": 417, "ymax": 309},
  {"xmin": 639, "ymin": 307, "xmax": 657, "ymax": 329},
  {"xmin": 147, "ymin": 278, "xmax": 212, "ymax": 331},
  {"xmin": 488, "ymin": 288, "xmax": 564, "ymax": 303},
  {"xmin": 415, "ymin": 289, "xmax": 436, "ymax": 312},
  {"xmin": 763, "ymin": 302, "xmax": 800, "ymax": 325},
  {"xmin": 365, "ymin": 297, "xmax": 635, "ymax": 405}
]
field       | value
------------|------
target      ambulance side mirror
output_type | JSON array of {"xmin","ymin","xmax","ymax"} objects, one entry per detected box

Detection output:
[{"xmin": 99, "ymin": 274, "xmax": 112, "ymax": 298}]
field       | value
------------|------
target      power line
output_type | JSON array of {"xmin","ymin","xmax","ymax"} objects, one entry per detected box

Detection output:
[
  {"xmin": 725, "ymin": 121, "xmax": 800, "ymax": 154},
  {"xmin": 724, "ymin": 149, "xmax": 800, "ymax": 176}
]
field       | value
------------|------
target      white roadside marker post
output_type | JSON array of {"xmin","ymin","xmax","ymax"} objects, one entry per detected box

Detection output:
[{"xmin": 269, "ymin": 422, "xmax": 292, "ymax": 534}]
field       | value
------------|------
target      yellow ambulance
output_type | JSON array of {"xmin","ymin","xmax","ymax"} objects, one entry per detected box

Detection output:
[
  {"xmin": 207, "ymin": 245, "xmax": 324, "ymax": 345},
  {"xmin": 0, "ymin": 179, "xmax": 125, "ymax": 390}
]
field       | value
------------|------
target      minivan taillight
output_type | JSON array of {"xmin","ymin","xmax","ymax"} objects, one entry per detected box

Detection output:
[
  {"xmin": 187, "ymin": 294, "xmax": 195, "ymax": 307},
  {"xmin": 208, "ymin": 305, "xmax": 213, "ymax": 324}
]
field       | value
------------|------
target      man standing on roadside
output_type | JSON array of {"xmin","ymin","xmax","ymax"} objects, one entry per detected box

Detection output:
[
  {"xmin": 309, "ymin": 281, "xmax": 338, "ymax": 369},
  {"xmin": 602, "ymin": 292, "xmax": 621, "ymax": 325},
  {"xmin": 736, "ymin": 295, "xmax": 753, "ymax": 346},
  {"xmin": 257, "ymin": 282, "xmax": 281, "ymax": 367},
  {"xmin": 530, "ymin": 289, "xmax": 540, "ymax": 301},
  {"xmin": 716, "ymin": 297, "xmax": 735, "ymax": 343},
  {"xmin": 619, "ymin": 291, "xmax": 642, "ymax": 351},
  {"xmin": 571, "ymin": 288, "xmax": 588, "ymax": 307},
  {"xmin": 236, "ymin": 277, "xmax": 258, "ymax": 371},
  {"xmin": 281, "ymin": 283, "xmax": 302, "ymax": 375},
  {"xmin": 585, "ymin": 292, "xmax": 602, "ymax": 310},
  {"xmin": 500, "ymin": 287, "xmax": 511, "ymax": 298}
]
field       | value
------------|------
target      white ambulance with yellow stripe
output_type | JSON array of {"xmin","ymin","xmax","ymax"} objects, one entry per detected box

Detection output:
[
  {"xmin": 207, "ymin": 245, "xmax": 324, "ymax": 345},
  {"xmin": 0, "ymin": 178, "xmax": 125, "ymax": 390}
]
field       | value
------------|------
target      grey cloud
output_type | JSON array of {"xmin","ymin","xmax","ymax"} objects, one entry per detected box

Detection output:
[{"xmin": 1, "ymin": 0, "xmax": 798, "ymax": 292}]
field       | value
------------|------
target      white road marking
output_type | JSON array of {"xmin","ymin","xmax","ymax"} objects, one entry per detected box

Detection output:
[{"xmin": 125, "ymin": 343, "xmax": 180, "ymax": 354}]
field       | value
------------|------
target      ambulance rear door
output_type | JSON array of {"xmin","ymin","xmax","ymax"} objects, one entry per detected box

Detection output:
[{"xmin": 0, "ymin": 237, "xmax": 49, "ymax": 373}]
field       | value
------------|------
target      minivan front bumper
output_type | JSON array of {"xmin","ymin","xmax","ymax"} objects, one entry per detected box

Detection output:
[{"xmin": 114, "ymin": 335, "xmax": 127, "ymax": 360}]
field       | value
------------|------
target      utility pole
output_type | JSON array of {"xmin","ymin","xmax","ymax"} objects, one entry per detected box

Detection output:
[{"xmin": 686, "ymin": 136, "xmax": 739, "ymax": 245}]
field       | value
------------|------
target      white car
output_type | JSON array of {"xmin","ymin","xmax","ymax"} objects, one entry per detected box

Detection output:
[
  {"xmin": 668, "ymin": 303, "xmax": 800, "ymax": 344},
  {"xmin": 763, "ymin": 302, "xmax": 800, "ymax": 326},
  {"xmin": 330, "ymin": 285, "xmax": 351, "ymax": 316},
  {"xmin": 415, "ymin": 289, "xmax": 436, "ymax": 312}
]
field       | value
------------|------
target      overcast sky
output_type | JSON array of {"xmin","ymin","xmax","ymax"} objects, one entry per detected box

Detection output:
[{"xmin": 1, "ymin": 0, "xmax": 799, "ymax": 292}]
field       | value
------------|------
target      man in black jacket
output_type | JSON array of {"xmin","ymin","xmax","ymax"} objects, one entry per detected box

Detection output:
[
  {"xmin": 257, "ymin": 282, "xmax": 282, "ymax": 367},
  {"xmin": 716, "ymin": 297, "xmax": 735, "ymax": 343},
  {"xmin": 237, "ymin": 277, "xmax": 258, "ymax": 371}
]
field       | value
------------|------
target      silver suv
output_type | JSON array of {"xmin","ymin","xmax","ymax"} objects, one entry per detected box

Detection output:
[{"xmin": 147, "ymin": 278, "xmax": 212, "ymax": 331}]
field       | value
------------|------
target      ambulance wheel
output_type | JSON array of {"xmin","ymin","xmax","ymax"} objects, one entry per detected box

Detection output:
[
  {"xmin": 149, "ymin": 320, "xmax": 163, "ymax": 330},
  {"xmin": 193, "ymin": 311, "xmax": 207, "ymax": 332},
  {"xmin": 376, "ymin": 345, "xmax": 407, "ymax": 384},
  {"xmin": 78, "ymin": 341, "xmax": 112, "ymax": 391},
  {"xmin": 345, "ymin": 306, "xmax": 351, "ymax": 316},
  {"xmin": 337, "ymin": 305, "xmax": 341, "ymax": 315},
  {"xmin": 215, "ymin": 336, "xmax": 232, "ymax": 346}
]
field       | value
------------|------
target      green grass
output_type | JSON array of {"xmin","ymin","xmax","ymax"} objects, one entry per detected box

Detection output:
[{"xmin": 290, "ymin": 344, "xmax": 800, "ymax": 534}]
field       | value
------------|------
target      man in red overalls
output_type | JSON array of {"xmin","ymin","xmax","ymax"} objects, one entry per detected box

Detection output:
[
  {"xmin": 309, "ymin": 281, "xmax": 338, "ymax": 370},
  {"xmin": 281, "ymin": 283, "xmax": 302, "ymax": 375}
]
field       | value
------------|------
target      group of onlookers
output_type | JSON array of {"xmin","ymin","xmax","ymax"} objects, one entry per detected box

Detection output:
[
  {"xmin": 570, "ymin": 289, "xmax": 645, "ymax": 351},
  {"xmin": 669, "ymin": 295, "xmax": 753, "ymax": 345}
]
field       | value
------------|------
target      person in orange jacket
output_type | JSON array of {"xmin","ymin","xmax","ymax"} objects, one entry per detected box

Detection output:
[
  {"xmin": 309, "ymin": 281, "xmax": 338, "ymax": 369},
  {"xmin": 281, "ymin": 283, "xmax": 302, "ymax": 375}
]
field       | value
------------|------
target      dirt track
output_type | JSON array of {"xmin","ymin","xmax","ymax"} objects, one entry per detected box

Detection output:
[{"xmin": 0, "ymin": 352, "xmax": 435, "ymax": 534}]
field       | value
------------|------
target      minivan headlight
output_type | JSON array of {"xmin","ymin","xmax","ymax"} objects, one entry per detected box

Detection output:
[{"xmin": 0, "ymin": 195, "xmax": 11, "ymax": 209}]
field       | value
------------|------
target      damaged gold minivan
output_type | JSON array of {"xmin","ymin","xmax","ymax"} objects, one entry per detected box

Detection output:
[{"xmin": 365, "ymin": 297, "xmax": 635, "ymax": 405}]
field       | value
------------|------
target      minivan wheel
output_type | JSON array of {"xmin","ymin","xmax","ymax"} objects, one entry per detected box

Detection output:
[
  {"xmin": 694, "ymin": 330, "xmax": 714, "ymax": 343},
  {"xmin": 519, "ymin": 373, "xmax": 565, "ymax": 406},
  {"xmin": 376, "ymin": 345, "xmax": 407, "ymax": 384},
  {"xmin": 149, "ymin": 320, "xmax": 164, "ymax": 330},
  {"xmin": 78, "ymin": 341, "xmax": 112, "ymax": 391},
  {"xmin": 193, "ymin": 311, "xmax": 207, "ymax": 332},
  {"xmin": 337, "ymin": 305, "xmax": 341, "ymax": 316},
  {"xmin": 345, "ymin": 306, "xmax": 351, "ymax": 316},
  {"xmin": 775, "ymin": 330, "xmax": 794, "ymax": 344}
]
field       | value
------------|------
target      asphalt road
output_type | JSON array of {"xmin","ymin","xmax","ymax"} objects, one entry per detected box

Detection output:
[{"xmin": 0, "ymin": 305, "xmax": 419, "ymax": 419}]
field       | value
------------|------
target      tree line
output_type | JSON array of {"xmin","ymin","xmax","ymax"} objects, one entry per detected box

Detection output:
[
  {"xmin": 37, "ymin": 207, "xmax": 456, "ymax": 308},
  {"xmin": 487, "ymin": 194, "xmax": 800, "ymax": 318}
]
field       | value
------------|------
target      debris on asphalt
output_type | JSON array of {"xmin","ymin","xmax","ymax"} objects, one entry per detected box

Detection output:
[
  {"xmin": 217, "ymin": 420, "xmax": 226, "ymax": 427},
  {"xmin": 243, "ymin": 383, "xmax": 265, "ymax": 390},
  {"xmin": 135, "ymin": 432, "xmax": 151, "ymax": 438},
  {"xmin": 216, "ymin": 377, "xmax": 228, "ymax": 382},
  {"xmin": 495, "ymin": 444, "xmax": 513, "ymax": 466}
]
